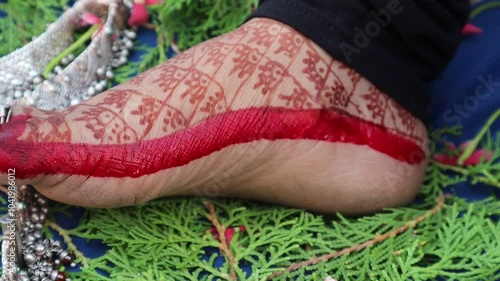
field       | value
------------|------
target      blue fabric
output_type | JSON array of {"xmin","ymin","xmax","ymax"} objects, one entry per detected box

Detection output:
[
  {"xmin": 1, "ymin": 1, "xmax": 500, "ymax": 278},
  {"xmin": 429, "ymin": 0, "xmax": 500, "ymax": 200}
]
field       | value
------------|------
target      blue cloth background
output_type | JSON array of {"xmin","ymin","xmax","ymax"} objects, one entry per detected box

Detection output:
[
  {"xmin": 429, "ymin": 1, "xmax": 500, "ymax": 200},
  {"xmin": 1, "ymin": 1, "xmax": 500, "ymax": 278}
]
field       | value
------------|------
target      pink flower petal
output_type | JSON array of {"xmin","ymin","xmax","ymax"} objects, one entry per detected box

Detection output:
[
  {"xmin": 209, "ymin": 227, "xmax": 219, "ymax": 239},
  {"xmin": 459, "ymin": 140, "xmax": 473, "ymax": 151},
  {"xmin": 128, "ymin": 3, "xmax": 149, "ymax": 26},
  {"xmin": 81, "ymin": 13, "xmax": 102, "ymax": 26},
  {"xmin": 208, "ymin": 226, "xmax": 247, "ymax": 245},
  {"xmin": 224, "ymin": 228, "xmax": 236, "ymax": 245},
  {"xmin": 463, "ymin": 149, "xmax": 493, "ymax": 166},
  {"xmin": 436, "ymin": 138, "xmax": 493, "ymax": 167},
  {"xmin": 145, "ymin": 0, "xmax": 163, "ymax": 5},
  {"xmin": 462, "ymin": 23, "xmax": 483, "ymax": 35},
  {"xmin": 444, "ymin": 141, "xmax": 456, "ymax": 151},
  {"xmin": 433, "ymin": 154, "xmax": 458, "ymax": 165}
]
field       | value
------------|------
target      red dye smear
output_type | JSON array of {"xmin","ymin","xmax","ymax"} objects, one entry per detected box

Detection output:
[{"xmin": 0, "ymin": 107, "xmax": 425, "ymax": 179}]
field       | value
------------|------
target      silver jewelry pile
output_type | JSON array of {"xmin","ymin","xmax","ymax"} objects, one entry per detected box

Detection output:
[
  {"xmin": 1, "ymin": 1, "xmax": 135, "ymax": 280},
  {"xmin": 0, "ymin": 0, "xmax": 134, "ymax": 110},
  {"xmin": 1, "ymin": 183, "xmax": 75, "ymax": 281}
]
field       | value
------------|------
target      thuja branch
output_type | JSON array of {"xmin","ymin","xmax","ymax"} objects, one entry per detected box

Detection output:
[
  {"xmin": 265, "ymin": 194, "xmax": 449, "ymax": 280},
  {"xmin": 170, "ymin": 38, "xmax": 181, "ymax": 55},
  {"xmin": 157, "ymin": 31, "xmax": 168, "ymax": 63},
  {"xmin": 47, "ymin": 220, "xmax": 90, "ymax": 268},
  {"xmin": 204, "ymin": 201, "xmax": 237, "ymax": 281},
  {"xmin": 433, "ymin": 161, "xmax": 500, "ymax": 188}
]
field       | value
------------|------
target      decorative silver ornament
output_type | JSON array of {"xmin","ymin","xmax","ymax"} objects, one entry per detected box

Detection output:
[{"xmin": 0, "ymin": 1, "xmax": 137, "ymax": 280}]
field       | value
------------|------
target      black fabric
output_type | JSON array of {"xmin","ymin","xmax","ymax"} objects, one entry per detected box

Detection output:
[{"xmin": 248, "ymin": 0, "xmax": 470, "ymax": 124}]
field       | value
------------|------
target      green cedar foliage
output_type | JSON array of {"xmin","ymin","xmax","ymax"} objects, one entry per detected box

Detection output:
[{"xmin": 0, "ymin": 0, "xmax": 70, "ymax": 56}]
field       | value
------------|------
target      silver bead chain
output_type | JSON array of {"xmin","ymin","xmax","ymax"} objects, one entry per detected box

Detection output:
[
  {"xmin": 1, "ymin": 184, "xmax": 76, "ymax": 281},
  {"xmin": 1, "ymin": 1, "xmax": 136, "ymax": 280}
]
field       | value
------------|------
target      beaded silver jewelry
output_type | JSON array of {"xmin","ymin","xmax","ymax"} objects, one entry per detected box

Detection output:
[
  {"xmin": 1, "ymin": 184, "xmax": 75, "ymax": 281},
  {"xmin": 1, "ymin": 1, "xmax": 135, "ymax": 280}
]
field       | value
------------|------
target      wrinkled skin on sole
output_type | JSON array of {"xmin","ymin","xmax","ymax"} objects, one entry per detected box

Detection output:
[{"xmin": 0, "ymin": 18, "xmax": 429, "ymax": 215}]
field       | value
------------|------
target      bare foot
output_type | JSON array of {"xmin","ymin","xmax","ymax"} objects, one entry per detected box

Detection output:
[{"xmin": 0, "ymin": 18, "xmax": 429, "ymax": 215}]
